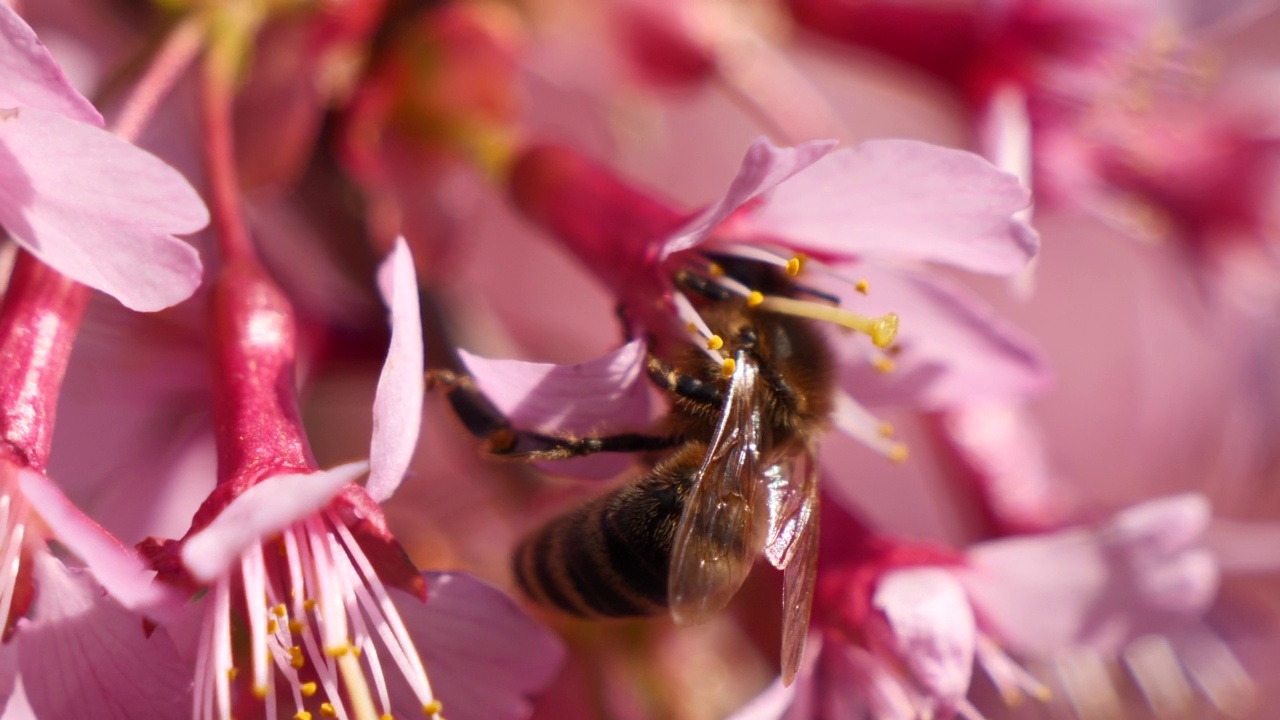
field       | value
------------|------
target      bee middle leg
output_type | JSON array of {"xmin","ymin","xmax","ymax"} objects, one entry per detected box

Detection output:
[
  {"xmin": 428, "ymin": 369, "xmax": 681, "ymax": 460},
  {"xmin": 645, "ymin": 356, "xmax": 725, "ymax": 410}
]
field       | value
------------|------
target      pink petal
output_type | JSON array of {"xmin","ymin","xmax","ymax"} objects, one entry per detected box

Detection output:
[
  {"xmin": 0, "ymin": 107, "xmax": 206, "ymax": 311},
  {"xmin": 366, "ymin": 238, "xmax": 425, "ymax": 503},
  {"xmin": 962, "ymin": 494, "xmax": 1219, "ymax": 657},
  {"xmin": 16, "ymin": 553, "xmax": 190, "ymax": 720},
  {"xmin": 458, "ymin": 340, "xmax": 651, "ymax": 480},
  {"xmin": 180, "ymin": 462, "xmax": 368, "ymax": 582},
  {"xmin": 830, "ymin": 264, "xmax": 1050, "ymax": 408},
  {"xmin": 0, "ymin": 5, "xmax": 102, "ymax": 125},
  {"xmin": 390, "ymin": 573, "xmax": 565, "ymax": 720},
  {"xmin": 663, "ymin": 137, "xmax": 836, "ymax": 257},
  {"xmin": 744, "ymin": 140, "xmax": 1038, "ymax": 275},
  {"xmin": 872, "ymin": 568, "xmax": 976, "ymax": 703},
  {"xmin": 18, "ymin": 469, "xmax": 183, "ymax": 619}
]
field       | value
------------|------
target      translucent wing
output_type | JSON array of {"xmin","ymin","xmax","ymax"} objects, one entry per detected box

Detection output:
[
  {"xmin": 764, "ymin": 450, "xmax": 819, "ymax": 687},
  {"xmin": 668, "ymin": 351, "xmax": 768, "ymax": 625}
]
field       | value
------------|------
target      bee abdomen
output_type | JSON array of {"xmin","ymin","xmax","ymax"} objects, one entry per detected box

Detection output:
[{"xmin": 513, "ymin": 459, "xmax": 696, "ymax": 617}]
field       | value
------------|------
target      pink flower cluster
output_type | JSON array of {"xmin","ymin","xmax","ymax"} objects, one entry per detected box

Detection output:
[{"xmin": 0, "ymin": 0, "xmax": 1277, "ymax": 719}]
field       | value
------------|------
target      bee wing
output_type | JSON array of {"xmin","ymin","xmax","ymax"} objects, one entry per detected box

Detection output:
[
  {"xmin": 668, "ymin": 352, "xmax": 768, "ymax": 625},
  {"xmin": 766, "ymin": 450, "xmax": 819, "ymax": 687}
]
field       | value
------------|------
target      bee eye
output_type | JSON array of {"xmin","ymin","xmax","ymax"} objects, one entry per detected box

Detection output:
[{"xmin": 737, "ymin": 328, "xmax": 758, "ymax": 348}]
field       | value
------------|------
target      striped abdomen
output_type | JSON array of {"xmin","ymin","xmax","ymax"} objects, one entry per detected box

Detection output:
[{"xmin": 512, "ymin": 445, "xmax": 702, "ymax": 616}]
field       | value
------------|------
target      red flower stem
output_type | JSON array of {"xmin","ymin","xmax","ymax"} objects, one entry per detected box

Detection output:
[
  {"xmin": 110, "ymin": 14, "xmax": 206, "ymax": 143},
  {"xmin": 0, "ymin": 254, "xmax": 90, "ymax": 472},
  {"xmin": 196, "ymin": 20, "xmax": 317, "ymax": 488}
]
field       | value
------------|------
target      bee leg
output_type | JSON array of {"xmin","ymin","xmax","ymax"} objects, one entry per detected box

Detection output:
[
  {"xmin": 646, "ymin": 356, "xmax": 725, "ymax": 410},
  {"xmin": 428, "ymin": 369, "xmax": 681, "ymax": 460},
  {"xmin": 673, "ymin": 269, "xmax": 733, "ymax": 301}
]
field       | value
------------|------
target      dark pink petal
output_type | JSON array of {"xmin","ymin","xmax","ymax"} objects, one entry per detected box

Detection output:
[
  {"xmin": 830, "ymin": 264, "xmax": 1049, "ymax": 409},
  {"xmin": 390, "ymin": 573, "xmax": 564, "ymax": 720},
  {"xmin": 458, "ymin": 340, "xmax": 651, "ymax": 479},
  {"xmin": 0, "ymin": 5, "xmax": 102, "ymax": 125},
  {"xmin": 180, "ymin": 462, "xmax": 368, "ymax": 582},
  {"xmin": 366, "ymin": 238, "xmax": 425, "ymax": 503},
  {"xmin": 962, "ymin": 494, "xmax": 1219, "ymax": 657},
  {"xmin": 871, "ymin": 568, "xmax": 976, "ymax": 704},
  {"xmin": 744, "ymin": 140, "xmax": 1038, "ymax": 275},
  {"xmin": 18, "ymin": 469, "xmax": 183, "ymax": 620},
  {"xmin": 664, "ymin": 137, "xmax": 836, "ymax": 257},
  {"xmin": 0, "ymin": 107, "xmax": 206, "ymax": 311},
  {"xmin": 16, "ymin": 554, "xmax": 190, "ymax": 720}
]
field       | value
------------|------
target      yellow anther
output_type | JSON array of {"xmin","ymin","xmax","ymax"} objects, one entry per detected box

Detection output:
[
  {"xmin": 424, "ymin": 700, "xmax": 445, "ymax": 716},
  {"xmin": 301, "ymin": 681, "xmax": 318, "ymax": 697},
  {"xmin": 706, "ymin": 334, "xmax": 724, "ymax": 351},
  {"xmin": 873, "ymin": 357, "xmax": 896, "ymax": 374},
  {"xmin": 294, "ymin": 712, "xmax": 313, "ymax": 720},
  {"xmin": 320, "ymin": 703, "xmax": 338, "ymax": 718},
  {"xmin": 746, "ymin": 291, "xmax": 764, "ymax": 307},
  {"xmin": 254, "ymin": 684, "xmax": 268, "ymax": 699},
  {"xmin": 227, "ymin": 667, "xmax": 239, "ymax": 681},
  {"xmin": 352, "ymin": 646, "xmax": 362, "ymax": 658},
  {"xmin": 304, "ymin": 599, "xmax": 317, "ymax": 612},
  {"xmin": 889, "ymin": 444, "xmax": 909, "ymax": 464},
  {"xmin": 869, "ymin": 313, "xmax": 898, "ymax": 349},
  {"xmin": 288, "ymin": 619, "xmax": 305, "ymax": 634},
  {"xmin": 854, "ymin": 279, "xmax": 870, "ymax": 294},
  {"xmin": 785, "ymin": 257, "xmax": 803, "ymax": 276},
  {"xmin": 877, "ymin": 422, "xmax": 894, "ymax": 438},
  {"xmin": 721, "ymin": 358, "xmax": 736, "ymax": 377},
  {"xmin": 382, "ymin": 715, "xmax": 395, "ymax": 720},
  {"xmin": 708, "ymin": 262, "xmax": 724, "ymax": 276},
  {"xmin": 289, "ymin": 646, "xmax": 306, "ymax": 670},
  {"xmin": 266, "ymin": 619, "xmax": 278, "ymax": 634},
  {"xmin": 325, "ymin": 643, "xmax": 352, "ymax": 658},
  {"xmin": 272, "ymin": 604, "xmax": 288, "ymax": 618}
]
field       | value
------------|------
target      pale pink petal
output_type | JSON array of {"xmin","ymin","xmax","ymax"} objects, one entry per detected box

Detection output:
[
  {"xmin": 963, "ymin": 495, "xmax": 1219, "ymax": 657},
  {"xmin": 744, "ymin": 140, "xmax": 1037, "ymax": 275},
  {"xmin": 389, "ymin": 573, "xmax": 564, "ymax": 720},
  {"xmin": 16, "ymin": 554, "xmax": 190, "ymax": 720},
  {"xmin": 18, "ymin": 469, "xmax": 182, "ymax": 619},
  {"xmin": 872, "ymin": 568, "xmax": 976, "ymax": 704},
  {"xmin": 180, "ymin": 462, "xmax": 369, "ymax": 582},
  {"xmin": 458, "ymin": 339, "xmax": 651, "ymax": 479},
  {"xmin": 0, "ymin": 107, "xmax": 206, "ymax": 311},
  {"xmin": 366, "ymin": 238, "xmax": 425, "ymax": 503},
  {"xmin": 663, "ymin": 137, "xmax": 836, "ymax": 257},
  {"xmin": 829, "ymin": 264, "xmax": 1050, "ymax": 408},
  {"xmin": 0, "ymin": 5, "xmax": 101, "ymax": 125}
]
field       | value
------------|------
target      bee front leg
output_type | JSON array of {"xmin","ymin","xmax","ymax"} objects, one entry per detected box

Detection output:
[{"xmin": 428, "ymin": 369, "xmax": 681, "ymax": 460}]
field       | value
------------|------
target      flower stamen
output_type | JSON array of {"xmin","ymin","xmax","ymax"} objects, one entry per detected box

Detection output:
[{"xmin": 755, "ymin": 295, "xmax": 899, "ymax": 348}]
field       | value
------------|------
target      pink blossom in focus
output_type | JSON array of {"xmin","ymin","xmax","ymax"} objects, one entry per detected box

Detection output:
[{"xmin": 139, "ymin": 240, "xmax": 561, "ymax": 719}]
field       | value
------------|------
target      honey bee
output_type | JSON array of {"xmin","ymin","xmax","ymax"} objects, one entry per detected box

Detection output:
[{"xmin": 434, "ymin": 256, "xmax": 895, "ymax": 684}]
